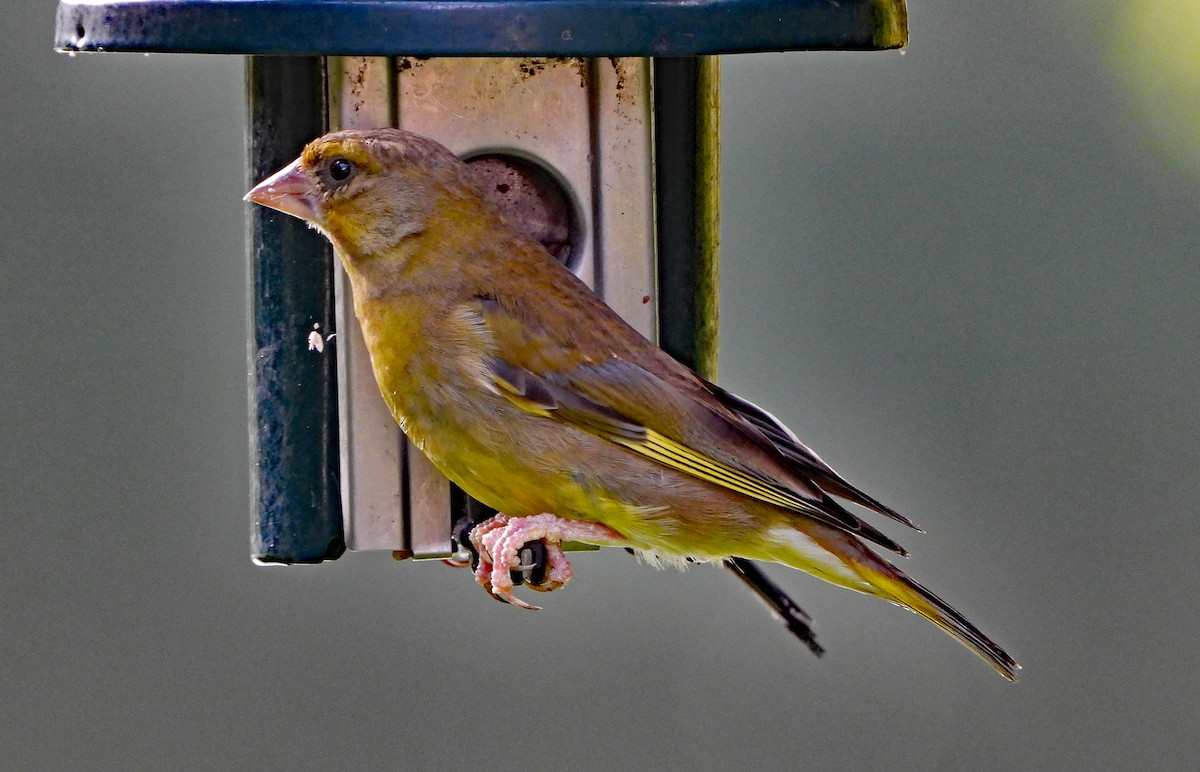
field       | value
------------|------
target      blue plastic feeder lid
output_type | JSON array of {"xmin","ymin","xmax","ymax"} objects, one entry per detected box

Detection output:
[{"xmin": 56, "ymin": 0, "xmax": 907, "ymax": 57}]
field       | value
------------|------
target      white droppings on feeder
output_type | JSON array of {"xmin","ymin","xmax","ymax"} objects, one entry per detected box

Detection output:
[{"xmin": 307, "ymin": 323, "xmax": 337, "ymax": 353}]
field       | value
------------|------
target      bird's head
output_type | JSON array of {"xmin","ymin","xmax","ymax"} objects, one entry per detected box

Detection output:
[{"xmin": 246, "ymin": 129, "xmax": 491, "ymax": 262}]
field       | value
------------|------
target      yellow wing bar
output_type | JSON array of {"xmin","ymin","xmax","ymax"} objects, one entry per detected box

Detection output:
[{"xmin": 609, "ymin": 429, "xmax": 825, "ymax": 517}]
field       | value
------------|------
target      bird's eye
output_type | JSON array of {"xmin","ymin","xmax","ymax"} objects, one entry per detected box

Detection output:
[{"xmin": 328, "ymin": 157, "xmax": 355, "ymax": 184}]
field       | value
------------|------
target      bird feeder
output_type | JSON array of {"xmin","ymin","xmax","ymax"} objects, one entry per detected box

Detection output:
[{"xmin": 54, "ymin": 1, "xmax": 906, "ymax": 624}]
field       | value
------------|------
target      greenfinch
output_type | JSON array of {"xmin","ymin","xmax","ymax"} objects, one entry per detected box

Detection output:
[{"xmin": 246, "ymin": 129, "xmax": 1018, "ymax": 680}]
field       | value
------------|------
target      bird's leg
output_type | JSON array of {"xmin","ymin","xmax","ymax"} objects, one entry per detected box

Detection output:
[{"xmin": 469, "ymin": 513, "xmax": 626, "ymax": 609}]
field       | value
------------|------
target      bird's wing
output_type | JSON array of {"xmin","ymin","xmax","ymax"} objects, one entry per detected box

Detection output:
[{"xmin": 470, "ymin": 294, "xmax": 912, "ymax": 556}]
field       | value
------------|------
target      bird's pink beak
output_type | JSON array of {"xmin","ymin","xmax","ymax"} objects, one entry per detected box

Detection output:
[{"xmin": 244, "ymin": 160, "xmax": 318, "ymax": 222}]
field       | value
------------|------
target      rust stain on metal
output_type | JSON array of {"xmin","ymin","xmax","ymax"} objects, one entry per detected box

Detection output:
[
  {"xmin": 515, "ymin": 57, "xmax": 587, "ymax": 89},
  {"xmin": 516, "ymin": 57, "xmax": 546, "ymax": 79},
  {"xmin": 348, "ymin": 59, "xmax": 369, "ymax": 113},
  {"xmin": 397, "ymin": 57, "xmax": 428, "ymax": 73},
  {"xmin": 606, "ymin": 57, "xmax": 639, "ymax": 108},
  {"xmin": 608, "ymin": 57, "xmax": 625, "ymax": 91}
]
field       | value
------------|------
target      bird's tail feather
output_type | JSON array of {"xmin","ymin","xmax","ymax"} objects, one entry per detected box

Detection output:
[
  {"xmin": 761, "ymin": 522, "xmax": 1018, "ymax": 680},
  {"xmin": 873, "ymin": 570, "xmax": 1020, "ymax": 681}
]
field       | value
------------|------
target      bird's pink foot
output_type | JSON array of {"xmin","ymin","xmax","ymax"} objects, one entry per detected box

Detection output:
[{"xmin": 468, "ymin": 513, "xmax": 626, "ymax": 609}]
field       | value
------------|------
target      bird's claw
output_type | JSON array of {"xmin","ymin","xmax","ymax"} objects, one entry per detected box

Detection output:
[{"xmin": 468, "ymin": 513, "xmax": 625, "ymax": 608}]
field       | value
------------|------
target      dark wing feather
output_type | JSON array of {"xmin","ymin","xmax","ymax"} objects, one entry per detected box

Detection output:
[{"xmin": 699, "ymin": 379, "xmax": 921, "ymax": 531}]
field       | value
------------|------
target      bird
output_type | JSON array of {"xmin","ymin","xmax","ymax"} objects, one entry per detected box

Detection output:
[{"xmin": 245, "ymin": 128, "xmax": 1019, "ymax": 680}]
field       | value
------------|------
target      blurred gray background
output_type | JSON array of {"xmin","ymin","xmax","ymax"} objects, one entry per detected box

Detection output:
[{"xmin": 3, "ymin": 1, "xmax": 1198, "ymax": 769}]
